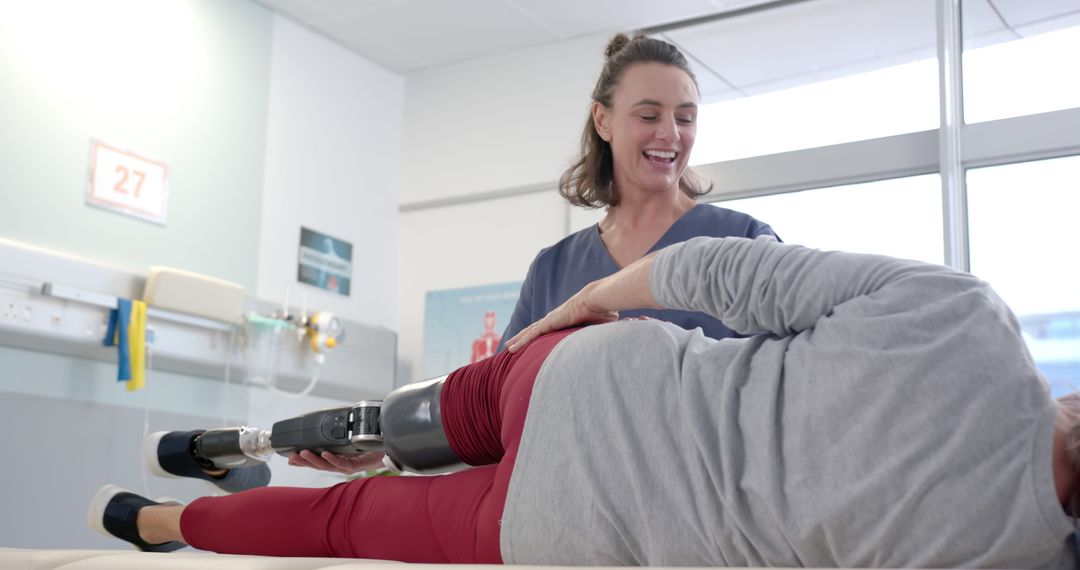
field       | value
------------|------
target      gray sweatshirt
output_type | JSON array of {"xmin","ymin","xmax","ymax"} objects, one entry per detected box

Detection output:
[{"xmin": 500, "ymin": 236, "xmax": 1075, "ymax": 568}]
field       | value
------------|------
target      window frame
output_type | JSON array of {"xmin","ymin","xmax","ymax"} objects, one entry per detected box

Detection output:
[{"xmin": 692, "ymin": 0, "xmax": 1080, "ymax": 272}]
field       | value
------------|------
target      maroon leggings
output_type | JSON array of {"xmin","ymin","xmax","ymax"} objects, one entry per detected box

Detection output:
[{"xmin": 179, "ymin": 329, "xmax": 577, "ymax": 563}]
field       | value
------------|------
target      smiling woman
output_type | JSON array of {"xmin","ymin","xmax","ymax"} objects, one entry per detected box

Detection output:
[{"xmin": 497, "ymin": 33, "xmax": 780, "ymax": 348}]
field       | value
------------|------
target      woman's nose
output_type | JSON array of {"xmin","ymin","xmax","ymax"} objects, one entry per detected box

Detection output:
[{"xmin": 655, "ymin": 116, "xmax": 679, "ymax": 143}]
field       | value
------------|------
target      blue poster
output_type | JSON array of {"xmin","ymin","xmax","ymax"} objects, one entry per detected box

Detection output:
[
  {"xmin": 298, "ymin": 227, "xmax": 352, "ymax": 296},
  {"xmin": 421, "ymin": 282, "xmax": 522, "ymax": 378}
]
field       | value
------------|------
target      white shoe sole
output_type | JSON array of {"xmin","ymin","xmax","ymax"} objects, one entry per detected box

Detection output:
[
  {"xmin": 87, "ymin": 484, "xmax": 125, "ymax": 538},
  {"xmin": 142, "ymin": 431, "xmax": 180, "ymax": 479}
]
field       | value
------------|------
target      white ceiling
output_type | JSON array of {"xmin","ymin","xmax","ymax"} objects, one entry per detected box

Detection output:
[
  {"xmin": 251, "ymin": 0, "xmax": 795, "ymax": 72},
  {"xmin": 253, "ymin": 0, "xmax": 1080, "ymax": 101}
]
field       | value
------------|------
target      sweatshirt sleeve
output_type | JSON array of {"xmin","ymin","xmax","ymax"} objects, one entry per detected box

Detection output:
[{"xmin": 649, "ymin": 236, "xmax": 982, "ymax": 337}]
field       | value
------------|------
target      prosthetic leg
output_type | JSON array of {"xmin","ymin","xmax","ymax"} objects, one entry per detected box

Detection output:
[{"xmin": 191, "ymin": 375, "xmax": 467, "ymax": 475}]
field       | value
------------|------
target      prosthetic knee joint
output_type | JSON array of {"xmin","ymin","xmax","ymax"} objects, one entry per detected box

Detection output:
[{"xmin": 193, "ymin": 375, "xmax": 466, "ymax": 474}]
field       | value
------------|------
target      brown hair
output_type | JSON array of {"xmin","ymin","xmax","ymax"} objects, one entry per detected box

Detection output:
[{"xmin": 559, "ymin": 33, "xmax": 713, "ymax": 209}]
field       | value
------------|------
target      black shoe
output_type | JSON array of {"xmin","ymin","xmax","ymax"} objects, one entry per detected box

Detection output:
[
  {"xmin": 144, "ymin": 430, "xmax": 271, "ymax": 494},
  {"xmin": 87, "ymin": 485, "xmax": 186, "ymax": 552}
]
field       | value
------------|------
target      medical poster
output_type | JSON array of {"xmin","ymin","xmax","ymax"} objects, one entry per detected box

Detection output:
[
  {"xmin": 421, "ymin": 281, "xmax": 522, "ymax": 378},
  {"xmin": 297, "ymin": 227, "xmax": 353, "ymax": 296}
]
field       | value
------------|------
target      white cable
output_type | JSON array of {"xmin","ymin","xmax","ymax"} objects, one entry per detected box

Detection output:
[
  {"xmin": 300, "ymin": 290, "xmax": 309, "ymax": 330},
  {"xmin": 221, "ymin": 327, "xmax": 236, "ymax": 427},
  {"xmin": 268, "ymin": 354, "xmax": 323, "ymax": 399},
  {"xmin": 141, "ymin": 344, "xmax": 154, "ymax": 498}
]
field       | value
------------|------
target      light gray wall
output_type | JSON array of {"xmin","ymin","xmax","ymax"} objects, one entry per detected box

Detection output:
[
  {"xmin": 0, "ymin": 346, "xmax": 246, "ymax": 548},
  {"xmin": 0, "ymin": 1, "xmax": 402, "ymax": 548},
  {"xmin": 396, "ymin": 34, "xmax": 609, "ymax": 381},
  {"xmin": 0, "ymin": 0, "xmax": 272, "ymax": 291},
  {"xmin": 0, "ymin": 1, "xmax": 274, "ymax": 548},
  {"xmin": 400, "ymin": 33, "xmax": 606, "ymax": 204},
  {"xmin": 257, "ymin": 16, "xmax": 404, "ymax": 331}
]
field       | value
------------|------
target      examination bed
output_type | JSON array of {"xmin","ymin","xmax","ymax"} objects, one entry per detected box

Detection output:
[{"xmin": 0, "ymin": 548, "xmax": 852, "ymax": 569}]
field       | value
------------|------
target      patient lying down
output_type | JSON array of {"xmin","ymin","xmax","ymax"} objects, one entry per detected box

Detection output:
[{"xmin": 89, "ymin": 237, "xmax": 1079, "ymax": 568}]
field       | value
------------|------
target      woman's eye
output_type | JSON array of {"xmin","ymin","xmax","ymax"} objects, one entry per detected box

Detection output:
[
  {"xmin": 677, "ymin": 116, "xmax": 696, "ymax": 124},
  {"xmin": 640, "ymin": 115, "xmax": 658, "ymax": 121}
]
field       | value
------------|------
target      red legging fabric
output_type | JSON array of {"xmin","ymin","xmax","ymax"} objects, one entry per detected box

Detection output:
[{"xmin": 179, "ymin": 329, "xmax": 578, "ymax": 563}]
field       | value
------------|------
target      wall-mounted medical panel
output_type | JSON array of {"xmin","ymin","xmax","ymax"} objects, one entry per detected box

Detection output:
[{"xmin": 0, "ymin": 238, "xmax": 396, "ymax": 401}]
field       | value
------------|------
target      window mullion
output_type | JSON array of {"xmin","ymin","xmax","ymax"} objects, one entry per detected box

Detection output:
[{"xmin": 937, "ymin": 0, "xmax": 969, "ymax": 271}]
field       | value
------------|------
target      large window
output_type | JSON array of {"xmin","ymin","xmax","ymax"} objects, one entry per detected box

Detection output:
[
  {"xmin": 691, "ymin": 60, "xmax": 939, "ymax": 164},
  {"xmin": 717, "ymin": 175, "xmax": 943, "ymax": 264},
  {"xmin": 667, "ymin": 0, "xmax": 939, "ymax": 164},
  {"xmin": 968, "ymin": 156, "xmax": 1080, "ymax": 395},
  {"xmin": 962, "ymin": 3, "xmax": 1080, "ymax": 124},
  {"xmin": 660, "ymin": 0, "xmax": 1080, "ymax": 395}
]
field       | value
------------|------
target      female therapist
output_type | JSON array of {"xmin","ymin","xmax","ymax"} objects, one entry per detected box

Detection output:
[{"xmin": 499, "ymin": 33, "xmax": 778, "ymax": 347}]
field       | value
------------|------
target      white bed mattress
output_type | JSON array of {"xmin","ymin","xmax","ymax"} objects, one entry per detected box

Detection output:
[{"xmin": 0, "ymin": 548, "xmax": 847, "ymax": 569}]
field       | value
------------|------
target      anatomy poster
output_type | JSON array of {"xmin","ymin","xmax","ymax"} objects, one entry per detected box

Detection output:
[
  {"xmin": 297, "ymin": 227, "xmax": 353, "ymax": 296},
  {"xmin": 421, "ymin": 282, "xmax": 521, "ymax": 378}
]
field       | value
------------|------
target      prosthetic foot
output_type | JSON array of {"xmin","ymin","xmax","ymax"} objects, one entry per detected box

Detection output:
[{"xmin": 144, "ymin": 429, "xmax": 271, "ymax": 494}]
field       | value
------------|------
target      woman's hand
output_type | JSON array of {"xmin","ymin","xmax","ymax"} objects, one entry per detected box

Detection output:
[
  {"xmin": 288, "ymin": 450, "xmax": 386, "ymax": 475},
  {"xmin": 506, "ymin": 252, "xmax": 663, "ymax": 353},
  {"xmin": 505, "ymin": 281, "xmax": 619, "ymax": 352}
]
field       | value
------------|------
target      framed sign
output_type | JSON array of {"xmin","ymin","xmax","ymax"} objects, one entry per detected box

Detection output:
[
  {"xmin": 298, "ymin": 227, "xmax": 353, "ymax": 296},
  {"xmin": 421, "ymin": 281, "xmax": 521, "ymax": 378},
  {"xmin": 86, "ymin": 139, "xmax": 169, "ymax": 225}
]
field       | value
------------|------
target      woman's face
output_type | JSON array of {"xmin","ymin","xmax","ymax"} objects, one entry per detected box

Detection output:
[{"xmin": 593, "ymin": 62, "xmax": 699, "ymax": 199}]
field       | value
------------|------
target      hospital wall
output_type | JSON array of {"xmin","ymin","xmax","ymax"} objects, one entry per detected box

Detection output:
[
  {"xmin": 258, "ymin": 16, "xmax": 403, "ymax": 333},
  {"xmin": 0, "ymin": 2, "xmax": 402, "ymax": 548},
  {"xmin": 0, "ymin": 0, "xmax": 270, "ymax": 289},
  {"xmin": 397, "ymin": 34, "xmax": 612, "ymax": 382},
  {"xmin": 247, "ymin": 10, "xmax": 404, "ymax": 480}
]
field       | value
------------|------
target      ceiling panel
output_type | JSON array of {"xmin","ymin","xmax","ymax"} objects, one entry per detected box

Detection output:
[
  {"xmin": 507, "ymin": 0, "xmax": 718, "ymax": 39},
  {"xmin": 991, "ymin": 0, "xmax": 1080, "ymax": 27},
  {"xmin": 252, "ymin": 0, "xmax": 331, "ymax": 24},
  {"xmin": 311, "ymin": 17, "xmax": 425, "ymax": 71},
  {"xmin": 253, "ymin": 0, "xmax": 1080, "ymax": 78},
  {"xmin": 308, "ymin": 0, "xmax": 401, "ymax": 18},
  {"xmin": 688, "ymin": 62, "xmax": 741, "ymax": 102},
  {"xmin": 660, "ymin": 34, "xmax": 742, "ymax": 102},
  {"xmin": 1013, "ymin": 10, "xmax": 1080, "ymax": 35},
  {"xmin": 668, "ymin": 0, "xmax": 938, "ymax": 93},
  {"xmin": 342, "ymin": 0, "xmax": 559, "ymax": 69},
  {"xmin": 962, "ymin": 0, "xmax": 1020, "ymax": 49},
  {"xmin": 963, "ymin": 0, "xmax": 1014, "ymax": 36},
  {"xmin": 963, "ymin": 0, "xmax": 1080, "ymax": 47}
]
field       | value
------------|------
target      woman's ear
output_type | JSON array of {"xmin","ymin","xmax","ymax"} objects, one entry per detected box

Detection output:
[{"xmin": 592, "ymin": 101, "xmax": 611, "ymax": 142}]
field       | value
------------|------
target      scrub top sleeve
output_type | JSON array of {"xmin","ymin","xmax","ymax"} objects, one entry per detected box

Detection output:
[
  {"xmin": 752, "ymin": 223, "xmax": 781, "ymax": 242},
  {"xmin": 497, "ymin": 256, "xmax": 540, "ymax": 352}
]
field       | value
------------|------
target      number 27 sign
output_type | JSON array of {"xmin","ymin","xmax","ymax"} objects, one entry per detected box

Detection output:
[{"xmin": 87, "ymin": 139, "xmax": 169, "ymax": 225}]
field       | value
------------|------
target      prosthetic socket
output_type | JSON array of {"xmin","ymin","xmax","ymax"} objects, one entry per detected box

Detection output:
[{"xmin": 194, "ymin": 375, "xmax": 467, "ymax": 475}]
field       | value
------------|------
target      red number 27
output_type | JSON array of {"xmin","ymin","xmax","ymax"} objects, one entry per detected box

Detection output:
[{"xmin": 113, "ymin": 165, "xmax": 146, "ymax": 198}]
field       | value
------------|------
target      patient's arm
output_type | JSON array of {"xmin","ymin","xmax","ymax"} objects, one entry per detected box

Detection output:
[
  {"xmin": 509, "ymin": 236, "xmax": 979, "ymax": 349},
  {"xmin": 505, "ymin": 248, "xmax": 659, "ymax": 352},
  {"xmin": 649, "ymin": 235, "xmax": 979, "ymax": 336}
]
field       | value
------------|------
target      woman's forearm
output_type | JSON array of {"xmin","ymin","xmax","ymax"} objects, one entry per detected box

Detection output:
[
  {"xmin": 505, "ymin": 251, "xmax": 662, "ymax": 352},
  {"xmin": 587, "ymin": 252, "xmax": 663, "ymax": 314}
]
